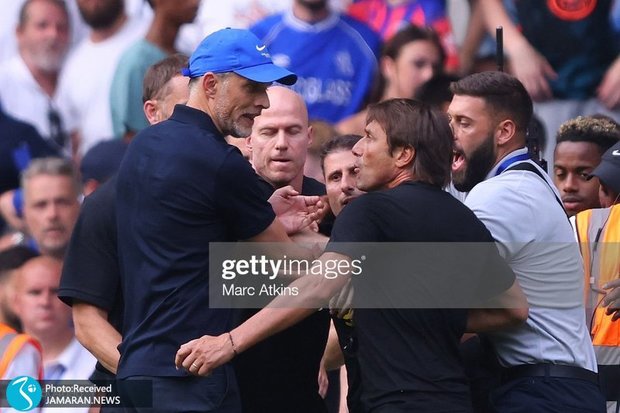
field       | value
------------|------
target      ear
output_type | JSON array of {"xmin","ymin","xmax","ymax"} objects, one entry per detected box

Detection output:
[
  {"xmin": 307, "ymin": 124, "xmax": 314, "ymax": 147},
  {"xmin": 394, "ymin": 145, "xmax": 415, "ymax": 168},
  {"xmin": 245, "ymin": 135, "xmax": 253, "ymax": 152},
  {"xmin": 202, "ymin": 73, "xmax": 218, "ymax": 98},
  {"xmin": 143, "ymin": 100, "xmax": 159, "ymax": 125},
  {"xmin": 495, "ymin": 119, "xmax": 516, "ymax": 146},
  {"xmin": 381, "ymin": 56, "xmax": 396, "ymax": 81}
]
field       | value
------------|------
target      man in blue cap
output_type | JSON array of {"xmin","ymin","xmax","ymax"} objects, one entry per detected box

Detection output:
[{"xmin": 114, "ymin": 28, "xmax": 303, "ymax": 412}]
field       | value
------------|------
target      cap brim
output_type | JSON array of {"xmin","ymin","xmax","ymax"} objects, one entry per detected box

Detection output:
[
  {"xmin": 235, "ymin": 63, "xmax": 297, "ymax": 86},
  {"xmin": 589, "ymin": 162, "xmax": 620, "ymax": 194}
]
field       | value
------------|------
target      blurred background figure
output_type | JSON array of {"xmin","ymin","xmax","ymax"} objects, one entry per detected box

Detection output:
[
  {"xmin": 79, "ymin": 140, "xmax": 128, "ymax": 197},
  {"xmin": 21, "ymin": 158, "xmax": 81, "ymax": 259},
  {"xmin": 14, "ymin": 256, "xmax": 95, "ymax": 391},
  {"xmin": 0, "ymin": 0, "xmax": 71, "ymax": 154},
  {"xmin": 478, "ymin": 0, "xmax": 620, "ymax": 166},
  {"xmin": 251, "ymin": 0, "xmax": 381, "ymax": 124},
  {"xmin": 55, "ymin": 0, "xmax": 148, "ymax": 158},
  {"xmin": 304, "ymin": 120, "xmax": 337, "ymax": 183},
  {"xmin": 337, "ymin": 24, "xmax": 445, "ymax": 135},
  {"xmin": 0, "ymin": 104, "xmax": 59, "ymax": 239},
  {"xmin": 0, "ymin": 246, "xmax": 42, "ymax": 381},
  {"xmin": 109, "ymin": 0, "xmax": 197, "ymax": 141}
]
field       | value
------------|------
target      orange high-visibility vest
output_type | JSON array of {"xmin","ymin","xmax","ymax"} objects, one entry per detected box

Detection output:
[
  {"xmin": 0, "ymin": 323, "xmax": 43, "ymax": 380},
  {"xmin": 576, "ymin": 205, "xmax": 620, "ymax": 363}
]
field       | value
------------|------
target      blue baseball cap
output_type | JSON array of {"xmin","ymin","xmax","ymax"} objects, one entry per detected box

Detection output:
[{"xmin": 182, "ymin": 28, "xmax": 297, "ymax": 85}]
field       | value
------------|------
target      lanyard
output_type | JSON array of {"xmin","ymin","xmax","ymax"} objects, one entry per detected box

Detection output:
[{"xmin": 495, "ymin": 153, "xmax": 530, "ymax": 176}]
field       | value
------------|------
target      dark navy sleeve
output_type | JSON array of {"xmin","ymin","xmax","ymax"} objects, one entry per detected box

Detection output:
[
  {"xmin": 58, "ymin": 179, "xmax": 119, "ymax": 312},
  {"xmin": 215, "ymin": 151, "xmax": 276, "ymax": 240}
]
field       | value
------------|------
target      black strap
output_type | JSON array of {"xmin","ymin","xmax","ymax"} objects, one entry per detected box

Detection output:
[{"xmin": 504, "ymin": 162, "xmax": 568, "ymax": 217}]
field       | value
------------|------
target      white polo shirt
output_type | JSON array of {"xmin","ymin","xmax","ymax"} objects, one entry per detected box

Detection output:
[{"xmin": 465, "ymin": 147, "xmax": 597, "ymax": 371}]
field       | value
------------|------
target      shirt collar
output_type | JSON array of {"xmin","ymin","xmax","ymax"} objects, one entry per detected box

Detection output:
[
  {"xmin": 485, "ymin": 147, "xmax": 529, "ymax": 180},
  {"xmin": 283, "ymin": 8, "xmax": 340, "ymax": 32},
  {"xmin": 169, "ymin": 104, "xmax": 225, "ymax": 141},
  {"xmin": 45, "ymin": 337, "xmax": 82, "ymax": 373}
]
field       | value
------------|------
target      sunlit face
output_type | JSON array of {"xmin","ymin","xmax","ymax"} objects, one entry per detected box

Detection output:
[
  {"xmin": 17, "ymin": 0, "xmax": 69, "ymax": 72},
  {"xmin": 14, "ymin": 258, "xmax": 71, "ymax": 339},
  {"xmin": 150, "ymin": 75, "xmax": 189, "ymax": 124},
  {"xmin": 323, "ymin": 149, "xmax": 365, "ymax": 216},
  {"xmin": 23, "ymin": 175, "xmax": 80, "ymax": 258},
  {"xmin": 385, "ymin": 39, "xmax": 442, "ymax": 99},
  {"xmin": 247, "ymin": 87, "xmax": 311, "ymax": 188},
  {"xmin": 448, "ymin": 95, "xmax": 498, "ymax": 192},
  {"xmin": 553, "ymin": 141, "xmax": 602, "ymax": 216},
  {"xmin": 212, "ymin": 73, "xmax": 271, "ymax": 138},
  {"xmin": 352, "ymin": 120, "xmax": 399, "ymax": 192}
]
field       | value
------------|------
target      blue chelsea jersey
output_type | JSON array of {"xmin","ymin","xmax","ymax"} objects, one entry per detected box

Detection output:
[{"xmin": 251, "ymin": 10, "xmax": 381, "ymax": 123}]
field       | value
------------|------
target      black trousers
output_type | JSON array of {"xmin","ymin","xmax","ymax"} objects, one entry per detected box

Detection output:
[
  {"xmin": 118, "ymin": 365, "xmax": 241, "ymax": 413},
  {"xmin": 489, "ymin": 376, "xmax": 605, "ymax": 413}
]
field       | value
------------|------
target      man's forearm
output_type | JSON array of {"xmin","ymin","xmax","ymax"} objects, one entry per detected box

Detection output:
[{"xmin": 73, "ymin": 302, "xmax": 121, "ymax": 373}]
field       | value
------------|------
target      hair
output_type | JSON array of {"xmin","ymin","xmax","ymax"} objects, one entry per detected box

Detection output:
[
  {"xmin": 18, "ymin": 0, "xmax": 69, "ymax": 28},
  {"xmin": 450, "ymin": 71, "xmax": 533, "ymax": 135},
  {"xmin": 0, "ymin": 246, "xmax": 38, "ymax": 275},
  {"xmin": 366, "ymin": 98, "xmax": 453, "ymax": 188},
  {"xmin": 556, "ymin": 115, "xmax": 620, "ymax": 154},
  {"xmin": 414, "ymin": 73, "xmax": 459, "ymax": 109},
  {"xmin": 21, "ymin": 157, "xmax": 80, "ymax": 196},
  {"xmin": 367, "ymin": 24, "xmax": 446, "ymax": 104},
  {"xmin": 319, "ymin": 134, "xmax": 362, "ymax": 171},
  {"xmin": 142, "ymin": 53, "xmax": 189, "ymax": 102}
]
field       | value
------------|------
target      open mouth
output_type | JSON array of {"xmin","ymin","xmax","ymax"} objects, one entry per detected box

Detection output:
[{"xmin": 452, "ymin": 150, "xmax": 465, "ymax": 172}]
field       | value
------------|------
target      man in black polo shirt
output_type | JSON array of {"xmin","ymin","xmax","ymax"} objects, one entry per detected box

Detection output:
[
  {"xmin": 176, "ymin": 99, "xmax": 528, "ymax": 412},
  {"xmin": 115, "ymin": 28, "xmax": 301, "ymax": 412},
  {"xmin": 235, "ymin": 86, "xmax": 329, "ymax": 413}
]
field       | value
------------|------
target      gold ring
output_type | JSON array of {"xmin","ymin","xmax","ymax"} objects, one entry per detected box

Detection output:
[{"xmin": 191, "ymin": 363, "xmax": 199, "ymax": 369}]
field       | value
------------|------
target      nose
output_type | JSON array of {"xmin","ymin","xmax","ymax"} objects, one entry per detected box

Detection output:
[
  {"xmin": 274, "ymin": 130, "xmax": 288, "ymax": 150},
  {"xmin": 352, "ymin": 139, "xmax": 364, "ymax": 157},
  {"xmin": 341, "ymin": 173, "xmax": 355, "ymax": 193},
  {"xmin": 562, "ymin": 173, "xmax": 579, "ymax": 193},
  {"xmin": 256, "ymin": 89, "xmax": 270, "ymax": 111},
  {"xmin": 45, "ymin": 203, "xmax": 60, "ymax": 221}
]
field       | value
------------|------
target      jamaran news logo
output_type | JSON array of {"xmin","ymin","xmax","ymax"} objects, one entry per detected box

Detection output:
[{"xmin": 6, "ymin": 376, "xmax": 42, "ymax": 411}]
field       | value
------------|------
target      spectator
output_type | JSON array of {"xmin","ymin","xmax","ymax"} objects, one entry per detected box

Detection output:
[
  {"xmin": 0, "ymin": 0, "xmax": 71, "ymax": 152},
  {"xmin": 0, "ymin": 246, "xmax": 42, "ymax": 381},
  {"xmin": 14, "ymin": 256, "xmax": 95, "ymax": 403},
  {"xmin": 251, "ymin": 0, "xmax": 380, "ymax": 123},
  {"xmin": 21, "ymin": 157, "xmax": 80, "ymax": 259},
  {"xmin": 336, "ymin": 24, "xmax": 445, "ymax": 135},
  {"xmin": 478, "ymin": 0, "xmax": 620, "ymax": 166},
  {"xmin": 0, "ymin": 104, "xmax": 59, "ymax": 235},
  {"xmin": 55, "ymin": 0, "xmax": 147, "ymax": 158},
  {"xmin": 553, "ymin": 116, "xmax": 620, "ymax": 216},
  {"xmin": 109, "ymin": 0, "xmax": 198, "ymax": 141}
]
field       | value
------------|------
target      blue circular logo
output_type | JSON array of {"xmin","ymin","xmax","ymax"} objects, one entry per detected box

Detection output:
[{"xmin": 6, "ymin": 376, "xmax": 42, "ymax": 411}]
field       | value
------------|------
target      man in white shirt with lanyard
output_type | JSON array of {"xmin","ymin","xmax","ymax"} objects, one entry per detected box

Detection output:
[{"xmin": 448, "ymin": 71, "xmax": 605, "ymax": 413}]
